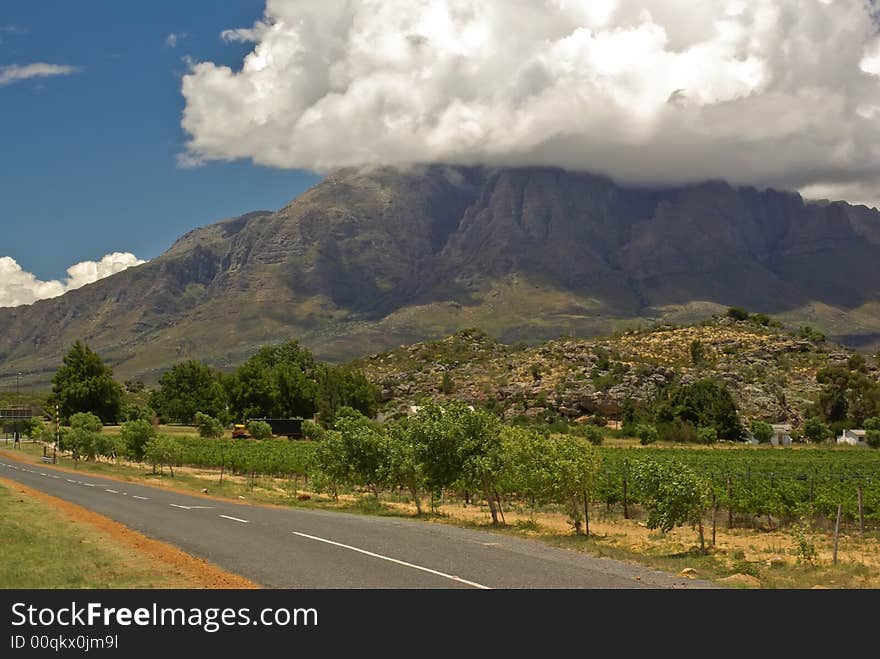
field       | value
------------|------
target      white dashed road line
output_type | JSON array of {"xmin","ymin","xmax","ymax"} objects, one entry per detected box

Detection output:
[
  {"xmin": 291, "ymin": 531, "xmax": 491, "ymax": 590},
  {"xmin": 105, "ymin": 489, "xmax": 120, "ymax": 494},
  {"xmin": 132, "ymin": 495, "xmax": 149, "ymax": 500},
  {"xmin": 219, "ymin": 515, "xmax": 250, "ymax": 524}
]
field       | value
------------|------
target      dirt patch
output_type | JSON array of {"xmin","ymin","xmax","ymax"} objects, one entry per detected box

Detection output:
[{"xmin": 0, "ymin": 476, "xmax": 259, "ymax": 590}]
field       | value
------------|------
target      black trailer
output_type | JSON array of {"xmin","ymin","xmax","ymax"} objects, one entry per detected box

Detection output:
[{"xmin": 246, "ymin": 417, "xmax": 304, "ymax": 439}]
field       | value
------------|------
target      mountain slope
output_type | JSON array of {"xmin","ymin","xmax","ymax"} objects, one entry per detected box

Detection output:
[{"xmin": 2, "ymin": 165, "xmax": 880, "ymax": 388}]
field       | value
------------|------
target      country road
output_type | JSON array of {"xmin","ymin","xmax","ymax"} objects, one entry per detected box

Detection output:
[{"xmin": 0, "ymin": 456, "xmax": 718, "ymax": 589}]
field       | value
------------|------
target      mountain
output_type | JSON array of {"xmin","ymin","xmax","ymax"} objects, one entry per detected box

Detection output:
[{"xmin": 3, "ymin": 165, "xmax": 880, "ymax": 388}]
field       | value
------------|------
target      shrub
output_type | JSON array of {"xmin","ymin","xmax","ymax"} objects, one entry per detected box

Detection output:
[
  {"xmin": 635, "ymin": 424, "xmax": 658, "ymax": 445},
  {"xmin": 582, "ymin": 425, "xmax": 605, "ymax": 446},
  {"xmin": 194, "ymin": 412, "xmax": 224, "ymax": 439},
  {"xmin": 727, "ymin": 307, "xmax": 749, "ymax": 322},
  {"xmin": 697, "ymin": 426, "xmax": 718, "ymax": 445},
  {"xmin": 247, "ymin": 420, "xmax": 273, "ymax": 440}
]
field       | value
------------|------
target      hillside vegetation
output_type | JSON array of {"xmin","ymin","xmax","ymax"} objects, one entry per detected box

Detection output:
[{"xmin": 355, "ymin": 313, "xmax": 878, "ymax": 431}]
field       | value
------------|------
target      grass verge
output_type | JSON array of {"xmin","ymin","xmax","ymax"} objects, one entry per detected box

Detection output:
[{"xmin": 0, "ymin": 476, "xmax": 258, "ymax": 589}]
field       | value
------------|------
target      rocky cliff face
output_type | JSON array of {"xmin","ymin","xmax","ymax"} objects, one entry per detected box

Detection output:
[{"xmin": 2, "ymin": 165, "xmax": 879, "ymax": 387}]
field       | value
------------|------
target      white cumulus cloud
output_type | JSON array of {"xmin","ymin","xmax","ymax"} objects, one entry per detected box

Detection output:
[
  {"xmin": 180, "ymin": 0, "xmax": 880, "ymax": 206},
  {"xmin": 0, "ymin": 63, "xmax": 80, "ymax": 87},
  {"xmin": 0, "ymin": 253, "xmax": 146, "ymax": 308}
]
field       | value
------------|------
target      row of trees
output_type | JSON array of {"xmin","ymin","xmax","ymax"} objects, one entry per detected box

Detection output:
[
  {"xmin": 47, "ymin": 340, "xmax": 379, "ymax": 427},
  {"xmin": 148, "ymin": 341, "xmax": 379, "ymax": 426},
  {"xmin": 313, "ymin": 402, "xmax": 602, "ymax": 530}
]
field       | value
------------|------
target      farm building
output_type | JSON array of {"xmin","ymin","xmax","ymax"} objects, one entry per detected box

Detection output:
[{"xmin": 837, "ymin": 429, "xmax": 867, "ymax": 446}]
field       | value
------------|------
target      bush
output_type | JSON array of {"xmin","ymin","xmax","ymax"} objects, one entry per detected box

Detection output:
[
  {"xmin": 690, "ymin": 340, "xmax": 705, "ymax": 366},
  {"xmin": 582, "ymin": 425, "xmax": 605, "ymax": 446},
  {"xmin": 247, "ymin": 420, "xmax": 273, "ymax": 440},
  {"xmin": 727, "ymin": 307, "xmax": 749, "ymax": 322},
  {"xmin": 194, "ymin": 412, "xmax": 224, "ymax": 439},
  {"xmin": 635, "ymin": 424, "xmax": 658, "ymax": 445},
  {"xmin": 697, "ymin": 426, "xmax": 718, "ymax": 445},
  {"xmin": 301, "ymin": 420, "xmax": 326, "ymax": 441}
]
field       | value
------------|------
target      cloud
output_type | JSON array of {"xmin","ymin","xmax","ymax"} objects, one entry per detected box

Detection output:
[
  {"xmin": 0, "ymin": 63, "xmax": 80, "ymax": 87},
  {"xmin": 165, "ymin": 32, "xmax": 188, "ymax": 49},
  {"xmin": 0, "ymin": 253, "xmax": 146, "ymax": 308},
  {"xmin": 180, "ymin": 0, "xmax": 880, "ymax": 206}
]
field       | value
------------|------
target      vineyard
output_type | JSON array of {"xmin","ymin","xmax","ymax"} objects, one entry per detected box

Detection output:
[
  {"xmin": 595, "ymin": 447, "xmax": 880, "ymax": 529},
  {"xmin": 129, "ymin": 433, "xmax": 880, "ymax": 531}
]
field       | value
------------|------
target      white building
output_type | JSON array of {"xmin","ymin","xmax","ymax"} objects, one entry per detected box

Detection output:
[
  {"xmin": 770, "ymin": 424, "xmax": 793, "ymax": 447},
  {"xmin": 837, "ymin": 429, "xmax": 867, "ymax": 446},
  {"xmin": 743, "ymin": 423, "xmax": 793, "ymax": 446}
]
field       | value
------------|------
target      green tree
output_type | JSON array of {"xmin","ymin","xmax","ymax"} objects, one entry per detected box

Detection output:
[
  {"xmin": 247, "ymin": 419, "xmax": 273, "ymax": 440},
  {"xmin": 440, "ymin": 370, "xmax": 455, "ymax": 394},
  {"xmin": 632, "ymin": 459, "xmax": 712, "ymax": 553},
  {"xmin": 121, "ymin": 403, "xmax": 153, "ymax": 423},
  {"xmin": 384, "ymin": 419, "xmax": 428, "ymax": 514},
  {"xmin": 654, "ymin": 379, "xmax": 743, "ymax": 440},
  {"xmin": 194, "ymin": 412, "xmax": 225, "ymax": 439},
  {"xmin": 314, "ymin": 364, "xmax": 379, "ymax": 426},
  {"xmin": 455, "ymin": 404, "xmax": 505, "ymax": 525},
  {"xmin": 20, "ymin": 417, "xmax": 44, "ymax": 439},
  {"xmin": 332, "ymin": 408, "xmax": 388, "ymax": 497},
  {"xmin": 815, "ymin": 365, "xmax": 880, "ymax": 426},
  {"xmin": 803, "ymin": 417, "xmax": 831, "ymax": 444},
  {"xmin": 144, "ymin": 436, "xmax": 183, "ymax": 476},
  {"xmin": 148, "ymin": 360, "xmax": 227, "ymax": 424},
  {"xmin": 119, "ymin": 419, "xmax": 156, "ymax": 461},
  {"xmin": 545, "ymin": 435, "xmax": 602, "ymax": 535},
  {"xmin": 61, "ymin": 412, "xmax": 104, "ymax": 466},
  {"xmin": 50, "ymin": 341, "xmax": 122, "ymax": 423},
  {"xmin": 226, "ymin": 341, "xmax": 318, "ymax": 421},
  {"xmin": 749, "ymin": 420, "xmax": 774, "ymax": 444}
]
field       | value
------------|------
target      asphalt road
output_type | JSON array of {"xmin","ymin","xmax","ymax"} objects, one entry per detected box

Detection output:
[{"xmin": 0, "ymin": 456, "xmax": 718, "ymax": 589}]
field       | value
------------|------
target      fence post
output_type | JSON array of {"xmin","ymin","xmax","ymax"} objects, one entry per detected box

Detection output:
[
  {"xmin": 606, "ymin": 472, "xmax": 612, "ymax": 512},
  {"xmin": 858, "ymin": 485, "xmax": 864, "ymax": 536},
  {"xmin": 833, "ymin": 503, "xmax": 842, "ymax": 566},
  {"xmin": 712, "ymin": 491, "xmax": 717, "ymax": 548},
  {"xmin": 727, "ymin": 476, "xmax": 733, "ymax": 529}
]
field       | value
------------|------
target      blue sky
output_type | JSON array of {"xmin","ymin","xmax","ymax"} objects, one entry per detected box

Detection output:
[{"xmin": 0, "ymin": 1, "xmax": 319, "ymax": 282}]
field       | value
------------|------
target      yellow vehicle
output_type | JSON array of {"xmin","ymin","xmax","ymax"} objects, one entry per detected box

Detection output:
[{"xmin": 231, "ymin": 423, "xmax": 249, "ymax": 439}]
